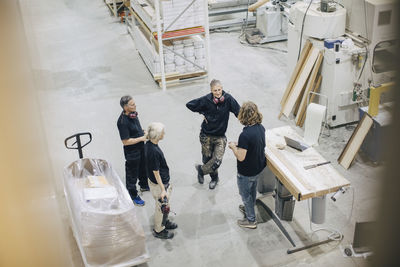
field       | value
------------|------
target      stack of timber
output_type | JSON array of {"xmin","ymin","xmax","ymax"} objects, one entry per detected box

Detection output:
[
  {"xmin": 128, "ymin": 0, "xmax": 208, "ymax": 84},
  {"xmin": 279, "ymin": 40, "xmax": 324, "ymax": 127}
]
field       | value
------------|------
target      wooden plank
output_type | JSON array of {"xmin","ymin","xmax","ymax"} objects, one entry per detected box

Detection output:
[
  {"xmin": 293, "ymin": 76, "xmax": 309, "ymax": 117},
  {"xmin": 249, "ymin": 0, "xmax": 270, "ymax": 12},
  {"xmin": 298, "ymin": 73, "xmax": 322, "ymax": 127},
  {"xmin": 280, "ymin": 40, "xmax": 312, "ymax": 107},
  {"xmin": 154, "ymin": 71, "xmax": 207, "ymax": 81},
  {"xmin": 281, "ymin": 47, "xmax": 320, "ymax": 117},
  {"xmin": 295, "ymin": 52, "xmax": 323, "ymax": 126},
  {"xmin": 294, "ymin": 52, "xmax": 322, "ymax": 126},
  {"xmin": 308, "ymin": 74, "xmax": 322, "ymax": 104},
  {"xmin": 153, "ymin": 27, "xmax": 205, "ymax": 40},
  {"xmin": 338, "ymin": 113, "xmax": 374, "ymax": 169}
]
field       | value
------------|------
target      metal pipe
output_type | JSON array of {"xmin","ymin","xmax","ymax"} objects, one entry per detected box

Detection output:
[
  {"xmin": 155, "ymin": 0, "xmax": 167, "ymax": 91},
  {"xmin": 287, "ymin": 238, "xmax": 335, "ymax": 254}
]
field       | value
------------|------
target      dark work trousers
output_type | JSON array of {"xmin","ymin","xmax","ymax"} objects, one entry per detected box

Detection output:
[
  {"xmin": 199, "ymin": 132, "xmax": 227, "ymax": 181},
  {"xmin": 125, "ymin": 148, "xmax": 148, "ymax": 199}
]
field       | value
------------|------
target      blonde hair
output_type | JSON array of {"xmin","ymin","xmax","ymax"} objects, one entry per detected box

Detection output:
[
  {"xmin": 238, "ymin": 101, "xmax": 263, "ymax": 126},
  {"xmin": 147, "ymin": 122, "xmax": 165, "ymax": 141}
]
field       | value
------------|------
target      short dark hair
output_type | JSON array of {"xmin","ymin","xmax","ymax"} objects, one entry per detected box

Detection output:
[{"xmin": 120, "ymin": 95, "xmax": 132, "ymax": 109}]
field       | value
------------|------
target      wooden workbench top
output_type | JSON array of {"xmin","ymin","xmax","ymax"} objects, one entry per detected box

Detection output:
[{"xmin": 265, "ymin": 126, "xmax": 350, "ymax": 201}]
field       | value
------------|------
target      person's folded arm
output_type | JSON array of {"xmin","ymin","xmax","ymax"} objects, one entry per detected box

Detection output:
[{"xmin": 186, "ymin": 97, "xmax": 205, "ymax": 113}]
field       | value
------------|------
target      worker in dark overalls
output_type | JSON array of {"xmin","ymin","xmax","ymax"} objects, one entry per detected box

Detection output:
[{"xmin": 117, "ymin": 95, "xmax": 149, "ymax": 206}]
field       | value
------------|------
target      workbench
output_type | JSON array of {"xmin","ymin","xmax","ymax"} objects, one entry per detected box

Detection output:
[
  {"xmin": 257, "ymin": 126, "xmax": 350, "ymax": 252},
  {"xmin": 266, "ymin": 126, "xmax": 350, "ymax": 201}
]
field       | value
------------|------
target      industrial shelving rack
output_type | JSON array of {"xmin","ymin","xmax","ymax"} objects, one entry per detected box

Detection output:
[
  {"xmin": 126, "ymin": 0, "xmax": 210, "ymax": 90},
  {"xmin": 104, "ymin": 0, "xmax": 129, "ymax": 17}
]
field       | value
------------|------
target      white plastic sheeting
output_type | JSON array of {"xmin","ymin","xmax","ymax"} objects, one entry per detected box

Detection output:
[{"xmin": 63, "ymin": 158, "xmax": 149, "ymax": 267}]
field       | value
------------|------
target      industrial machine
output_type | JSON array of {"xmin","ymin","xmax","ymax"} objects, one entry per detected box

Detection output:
[
  {"xmin": 287, "ymin": 0, "xmax": 398, "ymax": 127},
  {"xmin": 208, "ymin": 0, "xmax": 257, "ymax": 29},
  {"xmin": 256, "ymin": 0, "xmax": 297, "ymax": 43}
]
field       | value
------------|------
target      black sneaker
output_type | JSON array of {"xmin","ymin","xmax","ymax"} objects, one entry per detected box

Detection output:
[
  {"xmin": 140, "ymin": 186, "xmax": 150, "ymax": 192},
  {"xmin": 165, "ymin": 220, "xmax": 178, "ymax": 230},
  {"xmin": 195, "ymin": 164, "xmax": 204, "ymax": 184},
  {"xmin": 153, "ymin": 229, "xmax": 174, "ymax": 239},
  {"xmin": 209, "ymin": 179, "xmax": 218, "ymax": 189}
]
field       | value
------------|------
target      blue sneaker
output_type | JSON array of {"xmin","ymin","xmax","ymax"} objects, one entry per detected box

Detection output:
[{"xmin": 133, "ymin": 196, "xmax": 145, "ymax": 206}]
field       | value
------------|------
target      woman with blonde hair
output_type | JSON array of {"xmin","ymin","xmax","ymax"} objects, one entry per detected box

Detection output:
[
  {"xmin": 228, "ymin": 101, "xmax": 266, "ymax": 229},
  {"xmin": 145, "ymin": 122, "xmax": 177, "ymax": 239}
]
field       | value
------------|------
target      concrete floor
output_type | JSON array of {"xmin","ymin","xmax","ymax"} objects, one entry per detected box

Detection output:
[{"xmin": 20, "ymin": 0, "xmax": 382, "ymax": 266}]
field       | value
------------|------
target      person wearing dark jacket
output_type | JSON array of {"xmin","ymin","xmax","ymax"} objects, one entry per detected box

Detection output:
[
  {"xmin": 186, "ymin": 79, "xmax": 240, "ymax": 189},
  {"xmin": 117, "ymin": 95, "xmax": 149, "ymax": 206}
]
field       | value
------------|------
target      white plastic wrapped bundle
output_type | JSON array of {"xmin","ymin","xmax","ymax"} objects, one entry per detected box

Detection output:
[
  {"xmin": 175, "ymin": 55, "xmax": 185, "ymax": 66},
  {"xmin": 131, "ymin": 0, "xmax": 206, "ymax": 32},
  {"xmin": 161, "ymin": 0, "xmax": 205, "ymax": 31},
  {"xmin": 183, "ymin": 38, "xmax": 194, "ymax": 45},
  {"xmin": 173, "ymin": 43, "xmax": 184, "ymax": 51},
  {"xmin": 176, "ymin": 64, "xmax": 186, "ymax": 73},
  {"xmin": 192, "ymin": 35, "xmax": 204, "ymax": 48},
  {"xmin": 195, "ymin": 58, "xmax": 206, "ymax": 68},
  {"xmin": 194, "ymin": 47, "xmax": 204, "ymax": 59},
  {"xmin": 63, "ymin": 158, "xmax": 149, "ymax": 267},
  {"xmin": 185, "ymin": 56, "xmax": 195, "ymax": 67},
  {"xmin": 172, "ymin": 39, "xmax": 183, "ymax": 45},
  {"xmin": 184, "ymin": 45, "xmax": 195, "ymax": 57},
  {"xmin": 165, "ymin": 63, "xmax": 176, "ymax": 73},
  {"xmin": 164, "ymin": 52, "xmax": 175, "ymax": 64},
  {"xmin": 185, "ymin": 56, "xmax": 196, "ymax": 72}
]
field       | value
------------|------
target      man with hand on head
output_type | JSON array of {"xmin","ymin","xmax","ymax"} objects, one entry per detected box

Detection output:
[
  {"xmin": 186, "ymin": 79, "xmax": 240, "ymax": 190},
  {"xmin": 117, "ymin": 95, "xmax": 149, "ymax": 206},
  {"xmin": 228, "ymin": 101, "xmax": 266, "ymax": 229},
  {"xmin": 145, "ymin": 122, "xmax": 177, "ymax": 239}
]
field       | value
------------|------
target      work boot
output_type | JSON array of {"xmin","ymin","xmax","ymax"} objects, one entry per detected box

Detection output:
[
  {"xmin": 209, "ymin": 173, "xmax": 219, "ymax": 189},
  {"xmin": 237, "ymin": 218, "xmax": 257, "ymax": 229},
  {"xmin": 195, "ymin": 164, "xmax": 204, "ymax": 184},
  {"xmin": 209, "ymin": 179, "xmax": 218, "ymax": 190},
  {"xmin": 165, "ymin": 220, "xmax": 178, "ymax": 230},
  {"xmin": 153, "ymin": 229, "xmax": 174, "ymax": 239}
]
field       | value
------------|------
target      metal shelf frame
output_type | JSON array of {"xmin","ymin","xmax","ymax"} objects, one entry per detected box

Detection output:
[
  {"xmin": 104, "ymin": 0, "xmax": 127, "ymax": 17},
  {"xmin": 128, "ymin": 0, "xmax": 210, "ymax": 90}
]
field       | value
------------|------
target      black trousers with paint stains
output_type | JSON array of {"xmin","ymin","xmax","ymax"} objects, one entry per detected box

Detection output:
[{"xmin": 199, "ymin": 132, "xmax": 227, "ymax": 181}]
